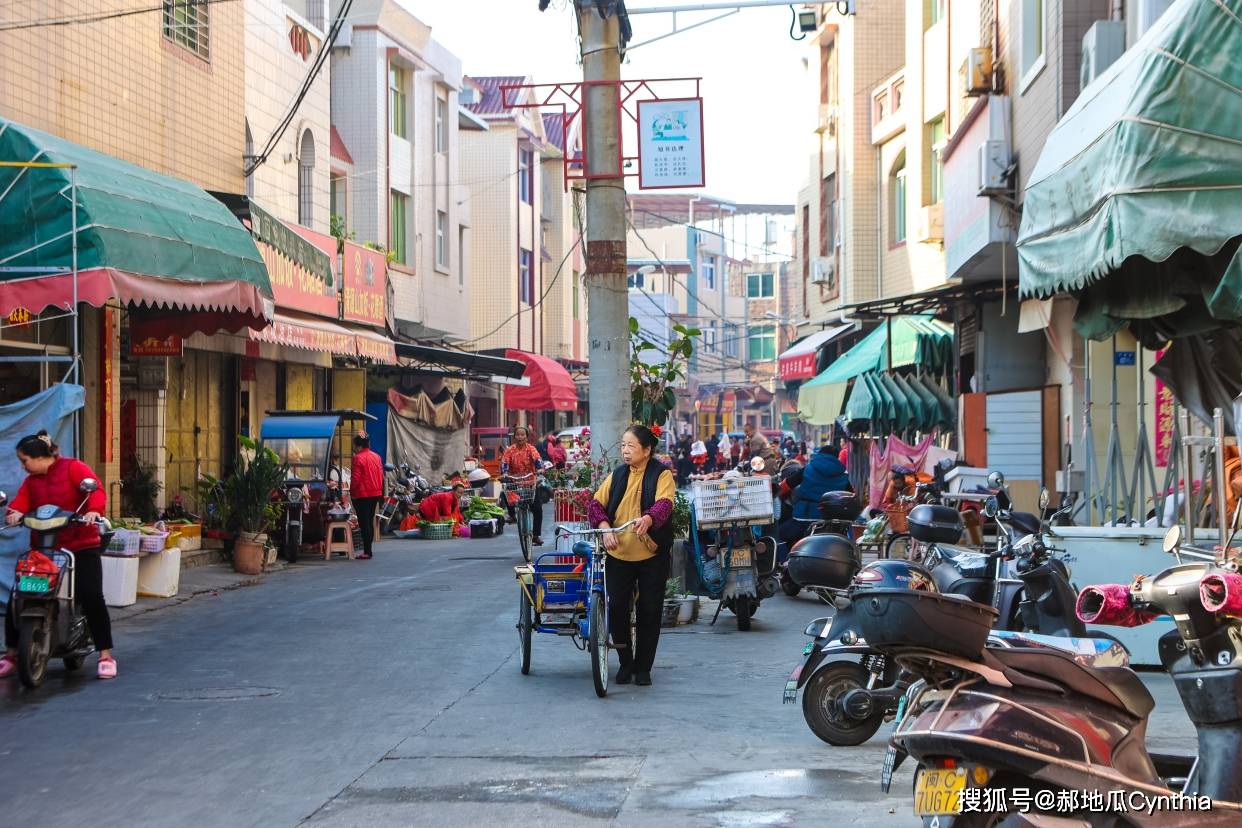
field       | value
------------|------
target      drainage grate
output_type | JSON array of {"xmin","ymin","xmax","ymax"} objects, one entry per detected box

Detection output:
[{"xmin": 156, "ymin": 686, "xmax": 282, "ymax": 702}]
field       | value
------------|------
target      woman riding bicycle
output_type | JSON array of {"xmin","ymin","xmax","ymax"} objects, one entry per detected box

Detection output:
[
  {"xmin": 501, "ymin": 426, "xmax": 547, "ymax": 547},
  {"xmin": 586, "ymin": 425, "xmax": 676, "ymax": 687}
]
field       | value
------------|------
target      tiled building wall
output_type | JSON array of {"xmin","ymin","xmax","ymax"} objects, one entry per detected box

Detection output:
[
  {"xmin": 0, "ymin": 0, "xmax": 247, "ymax": 193},
  {"xmin": 462, "ymin": 126, "xmax": 519, "ymax": 351},
  {"xmin": 878, "ymin": 134, "xmax": 914, "ymax": 297},
  {"xmin": 330, "ymin": 30, "xmax": 385, "ymax": 247},
  {"xmin": 245, "ymin": 0, "xmax": 331, "ymax": 233},
  {"xmin": 540, "ymin": 157, "xmax": 580, "ymax": 360}
]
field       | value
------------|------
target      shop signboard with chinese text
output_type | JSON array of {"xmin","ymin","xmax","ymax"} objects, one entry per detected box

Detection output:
[
  {"xmin": 250, "ymin": 202, "xmax": 338, "ymax": 318},
  {"xmin": 1155, "ymin": 349, "xmax": 1174, "ymax": 467},
  {"xmin": 250, "ymin": 318, "xmax": 354, "ymax": 356},
  {"xmin": 637, "ymin": 98, "xmax": 705, "ymax": 190},
  {"xmin": 342, "ymin": 241, "xmax": 388, "ymax": 327}
]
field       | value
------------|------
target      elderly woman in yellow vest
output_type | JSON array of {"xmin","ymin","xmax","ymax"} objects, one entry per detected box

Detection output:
[{"xmin": 586, "ymin": 425, "xmax": 677, "ymax": 687}]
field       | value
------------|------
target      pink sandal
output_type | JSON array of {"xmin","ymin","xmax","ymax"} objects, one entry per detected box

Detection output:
[
  {"xmin": 0, "ymin": 655, "xmax": 15, "ymax": 679},
  {"xmin": 97, "ymin": 656, "xmax": 117, "ymax": 680}
]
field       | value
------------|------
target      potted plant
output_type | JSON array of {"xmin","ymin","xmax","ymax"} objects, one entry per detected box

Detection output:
[
  {"xmin": 120, "ymin": 454, "xmax": 163, "ymax": 523},
  {"xmin": 221, "ymin": 436, "xmax": 287, "ymax": 575}
]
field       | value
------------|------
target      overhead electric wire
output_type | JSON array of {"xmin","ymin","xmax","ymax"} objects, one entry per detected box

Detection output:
[{"xmin": 247, "ymin": 0, "xmax": 352, "ymax": 177}]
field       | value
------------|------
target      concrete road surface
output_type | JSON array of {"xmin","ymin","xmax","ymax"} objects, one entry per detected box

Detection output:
[{"xmin": 0, "ymin": 534, "xmax": 1195, "ymax": 827}]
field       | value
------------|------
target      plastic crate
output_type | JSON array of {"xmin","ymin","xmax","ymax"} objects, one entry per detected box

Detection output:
[
  {"xmin": 423, "ymin": 522, "xmax": 454, "ymax": 540},
  {"xmin": 139, "ymin": 532, "xmax": 169, "ymax": 554},
  {"xmin": 107, "ymin": 529, "xmax": 142, "ymax": 557},
  {"xmin": 690, "ymin": 476, "xmax": 774, "ymax": 527}
]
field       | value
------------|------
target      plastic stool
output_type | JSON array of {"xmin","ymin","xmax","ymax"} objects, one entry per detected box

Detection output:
[{"xmin": 322, "ymin": 520, "xmax": 355, "ymax": 560}]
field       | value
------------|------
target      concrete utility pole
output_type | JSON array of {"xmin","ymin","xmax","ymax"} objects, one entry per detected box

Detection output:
[{"xmin": 577, "ymin": 1, "xmax": 631, "ymax": 461}]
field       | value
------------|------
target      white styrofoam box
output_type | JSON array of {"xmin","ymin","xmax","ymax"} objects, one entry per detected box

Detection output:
[
  {"xmin": 137, "ymin": 548, "xmax": 181, "ymax": 599},
  {"xmin": 101, "ymin": 555, "xmax": 138, "ymax": 607},
  {"xmin": 945, "ymin": 466, "xmax": 993, "ymax": 494}
]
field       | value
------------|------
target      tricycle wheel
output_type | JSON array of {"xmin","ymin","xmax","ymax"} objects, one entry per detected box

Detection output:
[
  {"xmin": 589, "ymin": 594, "xmax": 608, "ymax": 698},
  {"xmin": 17, "ymin": 619, "xmax": 49, "ymax": 689},
  {"xmin": 519, "ymin": 587, "xmax": 533, "ymax": 675},
  {"xmin": 735, "ymin": 597, "xmax": 753, "ymax": 631}
]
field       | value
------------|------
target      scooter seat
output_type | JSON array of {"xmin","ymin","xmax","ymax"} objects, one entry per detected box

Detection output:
[
  {"xmin": 934, "ymin": 544, "xmax": 991, "ymax": 579},
  {"xmin": 987, "ymin": 646, "xmax": 1155, "ymax": 719}
]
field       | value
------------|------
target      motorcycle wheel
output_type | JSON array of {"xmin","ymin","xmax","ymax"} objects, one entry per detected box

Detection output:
[
  {"xmin": 781, "ymin": 571, "xmax": 801, "ymax": 597},
  {"xmin": 588, "ymin": 594, "xmax": 608, "ymax": 698},
  {"xmin": 63, "ymin": 656, "xmax": 83, "ymax": 672},
  {"xmin": 17, "ymin": 619, "xmax": 49, "ymax": 689},
  {"xmin": 284, "ymin": 536, "xmax": 299, "ymax": 564},
  {"xmin": 734, "ymin": 597, "xmax": 753, "ymax": 631},
  {"xmin": 885, "ymin": 533, "xmax": 912, "ymax": 560},
  {"xmin": 802, "ymin": 661, "xmax": 884, "ymax": 746},
  {"xmin": 518, "ymin": 587, "xmax": 533, "ymax": 675}
]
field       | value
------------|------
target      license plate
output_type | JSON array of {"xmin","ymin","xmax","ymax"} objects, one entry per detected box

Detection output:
[
  {"xmin": 18, "ymin": 575, "xmax": 49, "ymax": 592},
  {"xmin": 782, "ymin": 679, "xmax": 798, "ymax": 704},
  {"xmin": 802, "ymin": 642, "xmax": 815, "ymax": 655},
  {"xmin": 731, "ymin": 549, "xmax": 752, "ymax": 567},
  {"xmin": 913, "ymin": 768, "xmax": 967, "ymax": 816}
]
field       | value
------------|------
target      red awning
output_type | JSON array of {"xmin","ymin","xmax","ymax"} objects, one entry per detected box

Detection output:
[{"xmin": 503, "ymin": 349, "xmax": 578, "ymax": 412}]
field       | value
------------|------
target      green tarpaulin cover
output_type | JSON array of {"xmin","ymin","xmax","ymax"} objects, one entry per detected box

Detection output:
[
  {"xmin": 797, "ymin": 316, "xmax": 953, "ymax": 425},
  {"xmin": 0, "ymin": 117, "xmax": 271, "ymax": 315},
  {"xmin": 1017, "ymin": 0, "xmax": 1242, "ymax": 343}
]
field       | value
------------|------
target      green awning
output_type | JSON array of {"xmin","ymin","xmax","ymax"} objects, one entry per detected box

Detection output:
[
  {"xmin": 841, "ymin": 371, "xmax": 948, "ymax": 433},
  {"xmin": 0, "ymin": 117, "xmax": 271, "ymax": 326},
  {"xmin": 1017, "ymin": 0, "xmax": 1242, "ymax": 342},
  {"xmin": 797, "ymin": 317, "xmax": 953, "ymax": 424}
]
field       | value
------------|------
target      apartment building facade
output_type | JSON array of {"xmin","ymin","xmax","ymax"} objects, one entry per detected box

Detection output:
[{"xmin": 330, "ymin": 0, "xmax": 471, "ymax": 342}]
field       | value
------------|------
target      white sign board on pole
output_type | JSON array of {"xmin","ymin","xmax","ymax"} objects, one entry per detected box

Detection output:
[{"xmin": 637, "ymin": 97, "xmax": 705, "ymax": 189}]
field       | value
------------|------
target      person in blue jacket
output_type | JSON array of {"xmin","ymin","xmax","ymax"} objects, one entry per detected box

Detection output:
[{"xmin": 778, "ymin": 443, "xmax": 851, "ymax": 543}]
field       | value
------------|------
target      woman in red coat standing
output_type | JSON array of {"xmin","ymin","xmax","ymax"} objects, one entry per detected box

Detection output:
[
  {"xmin": 349, "ymin": 432, "xmax": 384, "ymax": 560},
  {"xmin": 2, "ymin": 431, "xmax": 115, "ymax": 679}
]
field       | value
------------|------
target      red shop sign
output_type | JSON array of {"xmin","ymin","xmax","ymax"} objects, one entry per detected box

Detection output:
[{"xmin": 342, "ymin": 241, "xmax": 388, "ymax": 327}]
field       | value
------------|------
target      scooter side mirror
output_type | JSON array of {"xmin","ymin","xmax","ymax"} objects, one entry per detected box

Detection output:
[
  {"xmin": 983, "ymin": 496, "xmax": 999, "ymax": 519},
  {"xmin": 79, "ymin": 478, "xmax": 99, "ymax": 494},
  {"xmin": 1163, "ymin": 524, "xmax": 1183, "ymax": 554},
  {"xmin": 987, "ymin": 470, "xmax": 1005, "ymax": 489},
  {"xmin": 0, "ymin": 490, "xmax": 7, "ymax": 507},
  {"xmin": 750, "ymin": 457, "xmax": 765, "ymax": 473},
  {"xmin": 1038, "ymin": 487, "xmax": 1050, "ymax": 511},
  {"xmin": 383, "ymin": 464, "xmax": 396, "ymax": 473}
]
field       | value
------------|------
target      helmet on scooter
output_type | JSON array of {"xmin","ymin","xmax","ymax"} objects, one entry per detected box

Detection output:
[
  {"xmin": 851, "ymin": 559, "xmax": 937, "ymax": 593},
  {"xmin": 787, "ymin": 533, "xmax": 859, "ymax": 589},
  {"xmin": 778, "ymin": 461, "xmax": 802, "ymax": 483}
]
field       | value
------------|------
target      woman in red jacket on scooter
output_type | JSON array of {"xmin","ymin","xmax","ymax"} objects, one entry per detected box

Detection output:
[{"xmin": 1, "ymin": 431, "xmax": 115, "ymax": 679}]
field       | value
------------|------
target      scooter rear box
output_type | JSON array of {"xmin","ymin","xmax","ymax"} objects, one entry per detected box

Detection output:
[
  {"xmin": 855, "ymin": 588, "xmax": 997, "ymax": 659},
  {"xmin": 907, "ymin": 504, "xmax": 964, "ymax": 544}
]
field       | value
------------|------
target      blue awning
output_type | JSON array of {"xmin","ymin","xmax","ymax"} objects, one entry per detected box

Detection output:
[{"xmin": 260, "ymin": 416, "xmax": 341, "ymax": 442}]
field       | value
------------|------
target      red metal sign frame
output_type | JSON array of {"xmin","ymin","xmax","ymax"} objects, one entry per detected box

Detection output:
[{"xmin": 499, "ymin": 77, "xmax": 702, "ymax": 192}]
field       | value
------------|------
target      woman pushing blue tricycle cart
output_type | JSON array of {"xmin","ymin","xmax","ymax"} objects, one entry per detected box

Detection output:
[{"xmin": 514, "ymin": 519, "xmax": 636, "ymax": 697}]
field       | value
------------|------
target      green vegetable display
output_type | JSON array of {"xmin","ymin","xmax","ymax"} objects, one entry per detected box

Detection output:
[{"xmin": 462, "ymin": 496, "xmax": 506, "ymax": 521}]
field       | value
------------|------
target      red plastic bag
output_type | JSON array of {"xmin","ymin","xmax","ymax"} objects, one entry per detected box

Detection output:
[
  {"xmin": 399, "ymin": 514, "xmax": 420, "ymax": 532},
  {"xmin": 16, "ymin": 551, "xmax": 59, "ymax": 578}
]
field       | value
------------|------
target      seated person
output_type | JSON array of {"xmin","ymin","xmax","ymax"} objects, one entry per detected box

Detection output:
[
  {"xmin": 418, "ymin": 482, "xmax": 467, "ymax": 527},
  {"xmin": 779, "ymin": 444, "xmax": 851, "ymax": 544}
]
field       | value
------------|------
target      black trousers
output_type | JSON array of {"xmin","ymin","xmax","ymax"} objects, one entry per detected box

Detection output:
[
  {"xmin": 353, "ymin": 497, "xmax": 380, "ymax": 555},
  {"xmin": 6, "ymin": 548, "xmax": 113, "ymax": 651},
  {"xmin": 605, "ymin": 553, "xmax": 670, "ymax": 673}
]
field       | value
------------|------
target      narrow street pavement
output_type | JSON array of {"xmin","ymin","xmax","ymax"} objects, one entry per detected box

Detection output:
[{"xmin": 1, "ymin": 534, "xmax": 1195, "ymax": 828}]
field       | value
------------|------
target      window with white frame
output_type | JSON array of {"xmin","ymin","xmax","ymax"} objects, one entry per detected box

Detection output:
[
  {"xmin": 297, "ymin": 130, "xmax": 315, "ymax": 227},
  {"xmin": 705, "ymin": 324, "xmax": 717, "ymax": 352},
  {"xmin": 748, "ymin": 325, "xmax": 777, "ymax": 362},
  {"xmin": 747, "ymin": 272, "xmax": 774, "ymax": 298},
  {"xmin": 389, "ymin": 191, "xmax": 408, "ymax": 265},
  {"xmin": 701, "ymin": 255, "xmax": 716, "ymax": 290},
  {"xmin": 436, "ymin": 211, "xmax": 447, "ymax": 269},
  {"xmin": 893, "ymin": 152, "xmax": 908, "ymax": 244},
  {"xmin": 520, "ymin": 248, "xmax": 534, "ymax": 304},
  {"xmin": 929, "ymin": 118, "xmax": 946, "ymax": 203},
  {"xmin": 163, "ymin": 0, "xmax": 210, "ymax": 59},
  {"xmin": 330, "ymin": 173, "xmax": 346, "ymax": 229},
  {"xmin": 435, "ymin": 93, "xmax": 448, "ymax": 154},
  {"xmin": 519, "ymin": 149, "xmax": 533, "ymax": 205},
  {"xmin": 389, "ymin": 63, "xmax": 408, "ymax": 138},
  {"xmin": 724, "ymin": 323, "xmax": 739, "ymax": 358},
  {"xmin": 1021, "ymin": 0, "xmax": 1045, "ymax": 82}
]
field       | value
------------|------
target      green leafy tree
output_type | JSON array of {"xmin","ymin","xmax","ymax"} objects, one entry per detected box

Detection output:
[{"xmin": 630, "ymin": 318, "xmax": 700, "ymax": 427}]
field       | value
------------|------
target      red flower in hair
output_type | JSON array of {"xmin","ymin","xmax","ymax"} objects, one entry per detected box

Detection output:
[{"xmin": 649, "ymin": 424, "xmax": 663, "ymax": 437}]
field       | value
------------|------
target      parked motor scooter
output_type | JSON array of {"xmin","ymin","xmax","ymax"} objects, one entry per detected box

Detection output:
[
  {"xmin": 880, "ymin": 524, "xmax": 1242, "ymax": 826},
  {"xmin": 0, "ymin": 481, "xmax": 114, "ymax": 688},
  {"xmin": 784, "ymin": 480, "xmax": 1089, "ymax": 746}
]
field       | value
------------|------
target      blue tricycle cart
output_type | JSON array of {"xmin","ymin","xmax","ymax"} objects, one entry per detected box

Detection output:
[{"xmin": 514, "ymin": 519, "xmax": 635, "ymax": 697}]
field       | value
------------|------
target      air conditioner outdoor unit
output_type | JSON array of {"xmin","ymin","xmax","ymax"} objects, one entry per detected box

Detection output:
[
  {"xmin": 816, "ymin": 104, "xmax": 838, "ymax": 136},
  {"xmin": 964, "ymin": 47, "xmax": 993, "ymax": 96},
  {"xmin": 977, "ymin": 139, "xmax": 1010, "ymax": 195},
  {"xmin": 810, "ymin": 256, "xmax": 834, "ymax": 284},
  {"xmin": 1080, "ymin": 21, "xmax": 1126, "ymax": 90},
  {"xmin": 916, "ymin": 204, "xmax": 943, "ymax": 243}
]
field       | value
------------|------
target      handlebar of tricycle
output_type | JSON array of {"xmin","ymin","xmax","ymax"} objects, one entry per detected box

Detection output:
[{"xmin": 554, "ymin": 518, "xmax": 639, "ymax": 538}]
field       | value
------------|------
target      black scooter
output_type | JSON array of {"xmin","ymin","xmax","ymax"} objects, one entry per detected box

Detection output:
[
  {"xmin": 884, "ymin": 524, "xmax": 1242, "ymax": 826},
  {"xmin": 1, "ymin": 480, "xmax": 112, "ymax": 688},
  {"xmin": 785, "ymin": 483, "xmax": 1087, "ymax": 746}
]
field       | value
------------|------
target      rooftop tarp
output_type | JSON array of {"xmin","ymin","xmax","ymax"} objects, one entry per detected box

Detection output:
[
  {"xmin": 797, "ymin": 317, "xmax": 954, "ymax": 424},
  {"xmin": 0, "ymin": 118, "xmax": 271, "ymax": 331},
  {"xmin": 504, "ymin": 349, "xmax": 579, "ymax": 412},
  {"xmin": 1016, "ymin": 0, "xmax": 1242, "ymax": 344}
]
